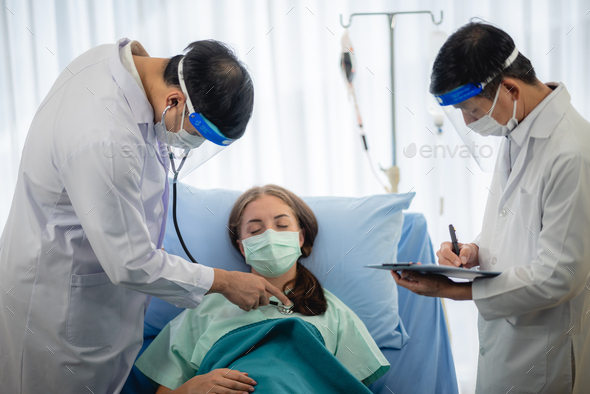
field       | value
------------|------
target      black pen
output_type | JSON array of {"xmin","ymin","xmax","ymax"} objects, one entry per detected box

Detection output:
[{"xmin": 449, "ymin": 224, "xmax": 461, "ymax": 266}]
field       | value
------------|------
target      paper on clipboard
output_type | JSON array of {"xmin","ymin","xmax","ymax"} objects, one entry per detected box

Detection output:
[{"xmin": 365, "ymin": 263, "xmax": 501, "ymax": 281}]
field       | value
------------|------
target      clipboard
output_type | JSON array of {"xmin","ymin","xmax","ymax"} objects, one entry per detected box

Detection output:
[{"xmin": 365, "ymin": 263, "xmax": 501, "ymax": 281}]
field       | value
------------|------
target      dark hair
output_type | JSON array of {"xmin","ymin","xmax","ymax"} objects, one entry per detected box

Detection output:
[
  {"xmin": 228, "ymin": 184, "xmax": 328, "ymax": 316},
  {"xmin": 430, "ymin": 21, "xmax": 539, "ymax": 99},
  {"xmin": 163, "ymin": 40, "xmax": 254, "ymax": 139}
]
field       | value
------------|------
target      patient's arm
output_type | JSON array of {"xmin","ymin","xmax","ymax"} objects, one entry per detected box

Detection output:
[{"xmin": 155, "ymin": 368, "xmax": 256, "ymax": 394}]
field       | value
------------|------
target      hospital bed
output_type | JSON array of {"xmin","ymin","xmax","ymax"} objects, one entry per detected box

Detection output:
[
  {"xmin": 369, "ymin": 212, "xmax": 458, "ymax": 393},
  {"xmin": 122, "ymin": 187, "xmax": 458, "ymax": 394}
]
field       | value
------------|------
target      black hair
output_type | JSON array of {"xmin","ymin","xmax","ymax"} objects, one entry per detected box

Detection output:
[
  {"xmin": 430, "ymin": 21, "xmax": 539, "ymax": 99},
  {"xmin": 163, "ymin": 40, "xmax": 254, "ymax": 139}
]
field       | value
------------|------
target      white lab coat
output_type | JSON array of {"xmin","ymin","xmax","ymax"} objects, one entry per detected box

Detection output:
[
  {"xmin": 472, "ymin": 83, "xmax": 590, "ymax": 394},
  {"xmin": 0, "ymin": 38, "xmax": 214, "ymax": 394}
]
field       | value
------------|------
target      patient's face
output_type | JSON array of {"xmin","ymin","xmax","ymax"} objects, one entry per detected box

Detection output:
[{"xmin": 238, "ymin": 195, "xmax": 305, "ymax": 256}]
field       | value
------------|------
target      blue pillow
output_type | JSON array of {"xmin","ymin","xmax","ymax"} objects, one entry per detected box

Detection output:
[{"xmin": 162, "ymin": 185, "xmax": 414, "ymax": 349}]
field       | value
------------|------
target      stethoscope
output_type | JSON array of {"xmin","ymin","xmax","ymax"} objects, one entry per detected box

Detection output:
[
  {"xmin": 161, "ymin": 105, "xmax": 294, "ymax": 315},
  {"xmin": 270, "ymin": 300, "xmax": 294, "ymax": 315},
  {"xmin": 160, "ymin": 104, "xmax": 199, "ymax": 265}
]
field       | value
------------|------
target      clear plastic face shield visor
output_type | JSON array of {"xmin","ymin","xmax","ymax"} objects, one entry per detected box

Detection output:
[
  {"xmin": 433, "ymin": 47, "xmax": 519, "ymax": 173},
  {"xmin": 156, "ymin": 57, "xmax": 236, "ymax": 183}
]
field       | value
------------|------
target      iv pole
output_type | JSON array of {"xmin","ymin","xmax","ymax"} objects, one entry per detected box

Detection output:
[{"xmin": 340, "ymin": 10, "xmax": 443, "ymax": 193}]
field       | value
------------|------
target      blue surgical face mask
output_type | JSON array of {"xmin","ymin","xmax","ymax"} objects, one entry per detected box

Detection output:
[
  {"xmin": 469, "ymin": 84, "xmax": 518, "ymax": 137},
  {"xmin": 241, "ymin": 229, "xmax": 302, "ymax": 278}
]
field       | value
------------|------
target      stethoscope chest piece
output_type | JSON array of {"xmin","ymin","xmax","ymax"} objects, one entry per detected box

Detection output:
[
  {"xmin": 270, "ymin": 301, "xmax": 294, "ymax": 315},
  {"xmin": 278, "ymin": 304, "xmax": 294, "ymax": 315}
]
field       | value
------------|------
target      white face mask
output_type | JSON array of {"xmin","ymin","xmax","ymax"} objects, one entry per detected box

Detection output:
[
  {"xmin": 154, "ymin": 103, "xmax": 206, "ymax": 150},
  {"xmin": 167, "ymin": 128, "xmax": 206, "ymax": 150},
  {"xmin": 468, "ymin": 84, "xmax": 518, "ymax": 137}
]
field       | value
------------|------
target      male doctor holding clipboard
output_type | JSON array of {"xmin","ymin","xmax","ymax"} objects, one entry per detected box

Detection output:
[{"xmin": 392, "ymin": 22, "xmax": 590, "ymax": 394}]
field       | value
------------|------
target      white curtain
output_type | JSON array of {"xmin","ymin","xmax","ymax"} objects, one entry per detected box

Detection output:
[{"xmin": 2, "ymin": 0, "xmax": 589, "ymax": 392}]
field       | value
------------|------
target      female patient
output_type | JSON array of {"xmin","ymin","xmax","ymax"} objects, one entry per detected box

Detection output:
[{"xmin": 136, "ymin": 185, "xmax": 389, "ymax": 394}]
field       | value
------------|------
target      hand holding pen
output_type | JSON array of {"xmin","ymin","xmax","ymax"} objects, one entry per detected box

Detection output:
[{"xmin": 435, "ymin": 224, "xmax": 480, "ymax": 269}]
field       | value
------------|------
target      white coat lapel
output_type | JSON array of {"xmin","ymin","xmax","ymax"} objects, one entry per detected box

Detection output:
[
  {"xmin": 497, "ymin": 85, "xmax": 569, "ymax": 208},
  {"xmin": 499, "ymin": 133, "xmax": 534, "ymax": 209}
]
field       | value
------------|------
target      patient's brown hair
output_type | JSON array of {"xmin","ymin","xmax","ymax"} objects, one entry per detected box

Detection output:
[{"xmin": 228, "ymin": 184, "xmax": 327, "ymax": 316}]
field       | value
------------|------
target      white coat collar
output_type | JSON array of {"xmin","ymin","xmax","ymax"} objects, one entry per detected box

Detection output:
[
  {"xmin": 499, "ymin": 83, "xmax": 570, "ymax": 205},
  {"xmin": 523, "ymin": 83, "xmax": 569, "ymax": 140},
  {"xmin": 120, "ymin": 40, "xmax": 149, "ymax": 96},
  {"xmin": 507, "ymin": 83, "xmax": 566, "ymax": 148},
  {"xmin": 109, "ymin": 38, "xmax": 154, "ymax": 125}
]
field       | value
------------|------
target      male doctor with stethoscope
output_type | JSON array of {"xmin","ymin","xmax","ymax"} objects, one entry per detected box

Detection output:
[
  {"xmin": 0, "ymin": 38, "xmax": 289, "ymax": 393},
  {"xmin": 393, "ymin": 22, "xmax": 590, "ymax": 393}
]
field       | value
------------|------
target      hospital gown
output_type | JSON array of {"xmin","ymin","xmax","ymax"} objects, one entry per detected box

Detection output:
[{"xmin": 136, "ymin": 289, "xmax": 390, "ymax": 389}]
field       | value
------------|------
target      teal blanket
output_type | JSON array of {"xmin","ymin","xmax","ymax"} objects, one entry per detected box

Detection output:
[{"xmin": 198, "ymin": 317, "xmax": 372, "ymax": 394}]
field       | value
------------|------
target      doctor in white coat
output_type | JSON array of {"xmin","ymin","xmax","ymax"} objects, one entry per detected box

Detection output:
[
  {"xmin": 393, "ymin": 23, "xmax": 590, "ymax": 393},
  {"xmin": 0, "ymin": 38, "xmax": 290, "ymax": 394}
]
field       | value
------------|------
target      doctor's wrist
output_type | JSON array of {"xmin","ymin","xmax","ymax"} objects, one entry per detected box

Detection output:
[
  {"xmin": 207, "ymin": 268, "xmax": 228, "ymax": 295},
  {"xmin": 446, "ymin": 282, "xmax": 473, "ymax": 301}
]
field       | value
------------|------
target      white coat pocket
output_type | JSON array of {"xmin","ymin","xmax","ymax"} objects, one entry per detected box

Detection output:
[
  {"xmin": 490, "ymin": 321, "xmax": 548, "ymax": 393},
  {"xmin": 66, "ymin": 272, "xmax": 122, "ymax": 347}
]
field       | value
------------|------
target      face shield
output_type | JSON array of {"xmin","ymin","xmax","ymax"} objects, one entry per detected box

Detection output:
[
  {"xmin": 433, "ymin": 47, "xmax": 519, "ymax": 173},
  {"xmin": 157, "ymin": 57, "xmax": 236, "ymax": 183},
  {"xmin": 439, "ymin": 96, "xmax": 502, "ymax": 173}
]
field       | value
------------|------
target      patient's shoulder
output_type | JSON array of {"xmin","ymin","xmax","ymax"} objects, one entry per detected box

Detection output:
[
  {"xmin": 322, "ymin": 288, "xmax": 347, "ymax": 306},
  {"xmin": 322, "ymin": 289, "xmax": 357, "ymax": 319}
]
